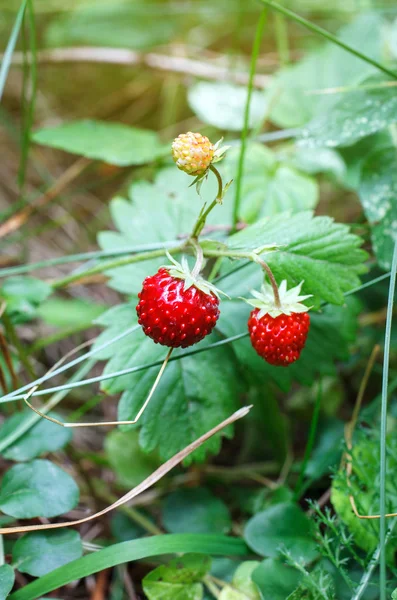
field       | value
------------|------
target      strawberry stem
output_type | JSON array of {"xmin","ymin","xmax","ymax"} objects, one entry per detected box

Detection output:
[
  {"xmin": 256, "ymin": 259, "xmax": 281, "ymax": 308},
  {"xmin": 191, "ymin": 165, "xmax": 224, "ymax": 238}
]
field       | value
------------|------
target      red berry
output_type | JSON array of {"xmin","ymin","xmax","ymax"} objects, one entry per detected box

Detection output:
[
  {"xmin": 136, "ymin": 268, "xmax": 220, "ymax": 348},
  {"xmin": 248, "ymin": 310, "xmax": 310, "ymax": 367}
]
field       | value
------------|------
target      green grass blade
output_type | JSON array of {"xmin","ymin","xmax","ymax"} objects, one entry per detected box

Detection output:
[
  {"xmin": 9, "ymin": 534, "xmax": 249, "ymax": 600},
  {"xmin": 379, "ymin": 239, "xmax": 397, "ymax": 600},
  {"xmin": 0, "ymin": 333, "xmax": 248, "ymax": 402},
  {"xmin": 18, "ymin": 0, "xmax": 37, "ymax": 189},
  {"xmin": 0, "ymin": 325, "xmax": 140, "ymax": 405},
  {"xmin": 232, "ymin": 8, "xmax": 267, "ymax": 230},
  {"xmin": 0, "ymin": 359, "xmax": 95, "ymax": 454},
  {"xmin": 257, "ymin": 0, "xmax": 397, "ymax": 80},
  {"xmin": 0, "ymin": 241, "xmax": 181, "ymax": 279},
  {"xmin": 0, "ymin": 0, "xmax": 28, "ymax": 101},
  {"xmin": 294, "ymin": 378, "xmax": 322, "ymax": 499}
]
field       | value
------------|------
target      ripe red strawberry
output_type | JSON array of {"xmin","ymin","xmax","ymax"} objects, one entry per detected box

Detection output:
[
  {"xmin": 245, "ymin": 280, "xmax": 312, "ymax": 367},
  {"xmin": 136, "ymin": 257, "xmax": 221, "ymax": 348}
]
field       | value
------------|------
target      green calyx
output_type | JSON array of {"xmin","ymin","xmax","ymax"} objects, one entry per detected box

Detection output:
[
  {"xmin": 164, "ymin": 253, "xmax": 227, "ymax": 299},
  {"xmin": 243, "ymin": 280, "xmax": 312, "ymax": 318}
]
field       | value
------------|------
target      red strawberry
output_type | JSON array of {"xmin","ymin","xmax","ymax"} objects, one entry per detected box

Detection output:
[
  {"xmin": 248, "ymin": 311, "xmax": 310, "ymax": 366},
  {"xmin": 136, "ymin": 256, "xmax": 221, "ymax": 348},
  {"xmin": 244, "ymin": 280, "xmax": 312, "ymax": 367}
]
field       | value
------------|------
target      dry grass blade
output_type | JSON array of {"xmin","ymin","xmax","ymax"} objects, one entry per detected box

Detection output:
[
  {"xmin": 0, "ymin": 157, "xmax": 89, "ymax": 239},
  {"xmin": 24, "ymin": 348, "xmax": 173, "ymax": 427},
  {"xmin": 0, "ymin": 405, "xmax": 252, "ymax": 534}
]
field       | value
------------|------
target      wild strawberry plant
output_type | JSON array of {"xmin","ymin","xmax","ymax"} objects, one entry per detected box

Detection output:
[{"xmin": 0, "ymin": 2, "xmax": 396, "ymax": 599}]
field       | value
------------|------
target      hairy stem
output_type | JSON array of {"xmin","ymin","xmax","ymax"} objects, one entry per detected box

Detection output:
[
  {"xmin": 256, "ymin": 258, "xmax": 281, "ymax": 307},
  {"xmin": 191, "ymin": 165, "xmax": 224, "ymax": 239}
]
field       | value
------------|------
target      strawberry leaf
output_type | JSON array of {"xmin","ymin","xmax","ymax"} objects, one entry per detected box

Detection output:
[
  {"xmin": 300, "ymin": 74, "xmax": 397, "ymax": 149},
  {"xmin": 358, "ymin": 145, "xmax": 397, "ymax": 270},
  {"xmin": 226, "ymin": 211, "xmax": 368, "ymax": 306},
  {"xmin": 97, "ymin": 167, "xmax": 230, "ymax": 295},
  {"xmin": 93, "ymin": 304, "xmax": 241, "ymax": 462},
  {"xmin": 220, "ymin": 143, "xmax": 319, "ymax": 223},
  {"xmin": 33, "ymin": 120, "xmax": 168, "ymax": 166}
]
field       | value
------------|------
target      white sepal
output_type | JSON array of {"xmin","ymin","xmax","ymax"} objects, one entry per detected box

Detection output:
[{"xmin": 243, "ymin": 280, "xmax": 312, "ymax": 318}]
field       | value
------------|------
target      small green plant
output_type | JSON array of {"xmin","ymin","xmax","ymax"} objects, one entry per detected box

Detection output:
[{"xmin": 0, "ymin": 1, "xmax": 397, "ymax": 599}]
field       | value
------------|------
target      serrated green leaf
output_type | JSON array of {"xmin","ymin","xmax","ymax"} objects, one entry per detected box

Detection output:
[
  {"xmin": 0, "ymin": 564, "xmax": 14, "ymax": 600},
  {"xmin": 12, "ymin": 530, "xmax": 82, "ymax": 577},
  {"xmin": 145, "ymin": 553, "xmax": 211, "ymax": 584},
  {"xmin": 266, "ymin": 13, "xmax": 384, "ymax": 129},
  {"xmin": 97, "ymin": 167, "xmax": 228, "ymax": 295},
  {"xmin": 244, "ymin": 503, "xmax": 317, "ymax": 563},
  {"xmin": 0, "ymin": 459, "xmax": 79, "ymax": 519},
  {"xmin": 94, "ymin": 303, "xmax": 240, "ymax": 462},
  {"xmin": 226, "ymin": 211, "xmax": 368, "ymax": 306},
  {"xmin": 252, "ymin": 559, "xmax": 302, "ymax": 600},
  {"xmin": 162, "ymin": 488, "xmax": 232, "ymax": 535},
  {"xmin": 0, "ymin": 410, "xmax": 72, "ymax": 462},
  {"xmin": 143, "ymin": 553, "xmax": 211, "ymax": 600},
  {"xmin": 359, "ymin": 145, "xmax": 397, "ymax": 270},
  {"xmin": 300, "ymin": 74, "xmax": 397, "ymax": 149},
  {"xmin": 105, "ymin": 429, "xmax": 159, "ymax": 488},
  {"xmin": 188, "ymin": 82, "xmax": 267, "ymax": 131},
  {"xmin": 118, "ymin": 333, "xmax": 240, "ymax": 462},
  {"xmin": 33, "ymin": 120, "xmax": 167, "ymax": 166},
  {"xmin": 220, "ymin": 144, "xmax": 318, "ymax": 222}
]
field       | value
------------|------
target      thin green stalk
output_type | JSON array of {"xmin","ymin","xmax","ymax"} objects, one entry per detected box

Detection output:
[
  {"xmin": 68, "ymin": 394, "xmax": 103, "ymax": 423},
  {"xmin": 1, "ymin": 324, "xmax": 140, "ymax": 404},
  {"xmin": 1, "ymin": 311, "xmax": 35, "ymax": 380},
  {"xmin": 2, "ymin": 333, "xmax": 248, "ymax": 402},
  {"xmin": 352, "ymin": 522, "xmax": 396, "ymax": 600},
  {"xmin": 232, "ymin": 8, "xmax": 267, "ymax": 230},
  {"xmin": 379, "ymin": 239, "xmax": 397, "ymax": 600},
  {"xmin": 52, "ymin": 245, "xmax": 184, "ymax": 289},
  {"xmin": 257, "ymin": 0, "xmax": 397, "ymax": 80},
  {"xmin": 191, "ymin": 165, "xmax": 224, "ymax": 239},
  {"xmin": 18, "ymin": 0, "xmax": 36, "ymax": 190},
  {"xmin": 294, "ymin": 379, "xmax": 322, "ymax": 499},
  {"xmin": 0, "ymin": 360, "xmax": 95, "ymax": 454},
  {"xmin": 0, "ymin": 0, "xmax": 28, "ymax": 100},
  {"xmin": 51, "ymin": 245, "xmax": 261, "ymax": 290},
  {"xmin": 274, "ymin": 12, "xmax": 290, "ymax": 66},
  {"xmin": 0, "ymin": 240, "xmax": 181, "ymax": 278},
  {"xmin": 345, "ymin": 272, "xmax": 391, "ymax": 297}
]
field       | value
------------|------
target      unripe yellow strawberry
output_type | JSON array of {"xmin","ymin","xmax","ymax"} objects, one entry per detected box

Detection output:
[{"xmin": 171, "ymin": 132, "xmax": 214, "ymax": 176}]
